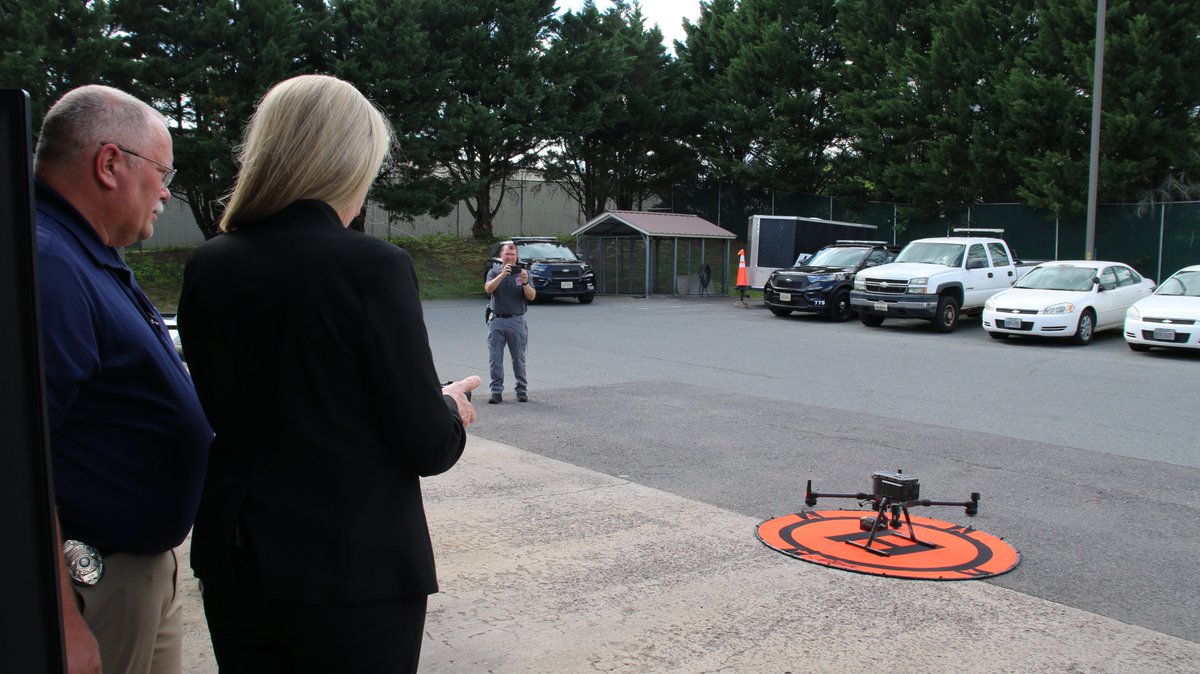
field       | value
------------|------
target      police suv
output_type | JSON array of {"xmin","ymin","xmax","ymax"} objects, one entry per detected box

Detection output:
[
  {"xmin": 486, "ymin": 237, "xmax": 596, "ymax": 304},
  {"xmin": 762, "ymin": 241, "xmax": 898, "ymax": 321}
]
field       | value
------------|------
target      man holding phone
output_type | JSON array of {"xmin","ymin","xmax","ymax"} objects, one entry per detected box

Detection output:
[{"xmin": 483, "ymin": 241, "xmax": 536, "ymax": 403}]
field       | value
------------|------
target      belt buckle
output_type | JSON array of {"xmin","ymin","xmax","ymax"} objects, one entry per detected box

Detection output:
[{"xmin": 63, "ymin": 540, "xmax": 104, "ymax": 586}]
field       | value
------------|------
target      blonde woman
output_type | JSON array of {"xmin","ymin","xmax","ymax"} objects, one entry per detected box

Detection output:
[{"xmin": 178, "ymin": 74, "xmax": 479, "ymax": 672}]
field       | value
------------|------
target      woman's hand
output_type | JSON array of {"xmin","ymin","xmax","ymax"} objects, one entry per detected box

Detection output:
[{"xmin": 442, "ymin": 375, "xmax": 482, "ymax": 427}]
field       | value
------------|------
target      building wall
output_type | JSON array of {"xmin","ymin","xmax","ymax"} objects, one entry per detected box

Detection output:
[{"xmin": 144, "ymin": 178, "xmax": 590, "ymax": 249}]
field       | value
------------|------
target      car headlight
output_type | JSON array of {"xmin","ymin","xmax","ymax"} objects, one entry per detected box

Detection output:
[
  {"xmin": 1126, "ymin": 305, "xmax": 1140, "ymax": 319},
  {"xmin": 807, "ymin": 274, "xmax": 833, "ymax": 283},
  {"xmin": 1041, "ymin": 302, "xmax": 1075, "ymax": 315},
  {"xmin": 984, "ymin": 297, "xmax": 995, "ymax": 311},
  {"xmin": 909, "ymin": 277, "xmax": 928, "ymax": 294},
  {"xmin": 854, "ymin": 276, "xmax": 865, "ymax": 290}
]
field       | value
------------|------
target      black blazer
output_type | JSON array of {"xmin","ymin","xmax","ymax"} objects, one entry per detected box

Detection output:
[{"xmin": 178, "ymin": 200, "xmax": 466, "ymax": 603}]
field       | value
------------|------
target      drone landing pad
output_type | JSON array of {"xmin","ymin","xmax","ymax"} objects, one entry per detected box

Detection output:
[{"xmin": 757, "ymin": 510, "xmax": 1019, "ymax": 580}]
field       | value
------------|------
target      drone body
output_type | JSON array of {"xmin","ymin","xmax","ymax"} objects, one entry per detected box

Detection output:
[{"xmin": 804, "ymin": 470, "xmax": 980, "ymax": 556}]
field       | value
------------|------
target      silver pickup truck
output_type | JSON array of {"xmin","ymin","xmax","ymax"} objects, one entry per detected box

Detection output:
[{"xmin": 849, "ymin": 237, "xmax": 1037, "ymax": 333}]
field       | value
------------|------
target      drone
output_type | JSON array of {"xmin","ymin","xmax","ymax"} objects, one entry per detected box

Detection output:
[{"xmin": 804, "ymin": 470, "xmax": 980, "ymax": 557}]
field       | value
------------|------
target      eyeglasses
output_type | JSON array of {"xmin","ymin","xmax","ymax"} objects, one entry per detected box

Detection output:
[{"xmin": 101, "ymin": 142, "xmax": 177, "ymax": 188}]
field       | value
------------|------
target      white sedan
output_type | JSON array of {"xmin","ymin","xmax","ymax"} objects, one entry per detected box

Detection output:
[
  {"xmin": 1124, "ymin": 264, "xmax": 1200, "ymax": 352},
  {"xmin": 982, "ymin": 261, "xmax": 1155, "ymax": 345}
]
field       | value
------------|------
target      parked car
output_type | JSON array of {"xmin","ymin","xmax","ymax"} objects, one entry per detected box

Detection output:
[
  {"xmin": 982, "ymin": 261, "xmax": 1155, "ymax": 345},
  {"xmin": 1124, "ymin": 264, "xmax": 1200, "ymax": 352},
  {"xmin": 763, "ymin": 241, "xmax": 898, "ymax": 320},
  {"xmin": 486, "ymin": 237, "xmax": 596, "ymax": 303},
  {"xmin": 850, "ymin": 236, "xmax": 1037, "ymax": 332}
]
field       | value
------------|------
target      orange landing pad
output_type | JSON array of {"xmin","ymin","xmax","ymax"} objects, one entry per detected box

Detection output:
[{"xmin": 757, "ymin": 510, "xmax": 1019, "ymax": 580}]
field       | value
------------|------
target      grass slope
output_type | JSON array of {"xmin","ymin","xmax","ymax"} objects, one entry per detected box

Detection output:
[{"xmin": 125, "ymin": 235, "xmax": 494, "ymax": 313}]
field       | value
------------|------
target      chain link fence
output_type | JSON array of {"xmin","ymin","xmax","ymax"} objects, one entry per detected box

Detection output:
[{"xmin": 145, "ymin": 179, "xmax": 1200, "ymax": 283}]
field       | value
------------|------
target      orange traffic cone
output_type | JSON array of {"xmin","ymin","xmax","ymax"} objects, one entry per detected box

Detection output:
[{"xmin": 736, "ymin": 248, "xmax": 749, "ymax": 288}]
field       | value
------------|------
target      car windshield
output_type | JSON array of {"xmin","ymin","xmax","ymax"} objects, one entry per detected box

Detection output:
[
  {"xmin": 894, "ymin": 242, "xmax": 964, "ymax": 267},
  {"xmin": 1156, "ymin": 270, "xmax": 1200, "ymax": 297},
  {"xmin": 519, "ymin": 242, "xmax": 577, "ymax": 261},
  {"xmin": 1014, "ymin": 265, "xmax": 1097, "ymax": 291},
  {"xmin": 805, "ymin": 246, "xmax": 868, "ymax": 268}
]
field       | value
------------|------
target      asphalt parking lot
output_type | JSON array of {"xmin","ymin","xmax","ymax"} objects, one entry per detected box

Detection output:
[{"xmin": 423, "ymin": 296, "xmax": 1199, "ymax": 641}]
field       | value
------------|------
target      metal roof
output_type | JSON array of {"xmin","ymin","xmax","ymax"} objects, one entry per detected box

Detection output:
[{"xmin": 572, "ymin": 210, "xmax": 736, "ymax": 240}]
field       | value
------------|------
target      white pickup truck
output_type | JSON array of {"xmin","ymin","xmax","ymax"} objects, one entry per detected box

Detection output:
[{"xmin": 849, "ymin": 237, "xmax": 1036, "ymax": 333}]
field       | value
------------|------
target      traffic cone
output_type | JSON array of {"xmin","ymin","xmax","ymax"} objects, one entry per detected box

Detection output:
[{"xmin": 736, "ymin": 249, "xmax": 749, "ymax": 288}]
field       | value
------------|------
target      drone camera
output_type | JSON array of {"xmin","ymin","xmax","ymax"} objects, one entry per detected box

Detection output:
[{"xmin": 872, "ymin": 470, "xmax": 919, "ymax": 501}]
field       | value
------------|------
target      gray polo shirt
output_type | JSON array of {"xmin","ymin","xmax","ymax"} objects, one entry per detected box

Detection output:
[{"xmin": 487, "ymin": 264, "xmax": 528, "ymax": 315}]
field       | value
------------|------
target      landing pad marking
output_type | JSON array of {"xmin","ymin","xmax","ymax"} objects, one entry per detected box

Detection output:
[{"xmin": 757, "ymin": 510, "xmax": 1019, "ymax": 580}]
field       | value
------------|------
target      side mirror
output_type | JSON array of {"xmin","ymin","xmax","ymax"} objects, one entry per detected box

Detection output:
[{"xmin": 966, "ymin": 258, "xmax": 987, "ymax": 270}]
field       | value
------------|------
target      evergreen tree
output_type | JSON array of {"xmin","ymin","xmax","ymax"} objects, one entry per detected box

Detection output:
[
  {"xmin": 109, "ymin": 0, "xmax": 321, "ymax": 238},
  {"xmin": 1002, "ymin": 0, "xmax": 1200, "ymax": 215},
  {"xmin": 835, "ymin": 0, "xmax": 1034, "ymax": 217},
  {"xmin": 722, "ymin": 0, "xmax": 842, "ymax": 193},
  {"xmin": 676, "ymin": 0, "xmax": 843, "ymax": 224},
  {"xmin": 335, "ymin": 0, "xmax": 466, "ymax": 223},
  {"xmin": 543, "ymin": 1, "xmax": 684, "ymax": 219},
  {"xmin": 405, "ymin": 0, "xmax": 560, "ymax": 240},
  {"xmin": 675, "ymin": 0, "xmax": 758, "ymax": 188},
  {"xmin": 0, "ymin": 0, "xmax": 115, "ymax": 130}
]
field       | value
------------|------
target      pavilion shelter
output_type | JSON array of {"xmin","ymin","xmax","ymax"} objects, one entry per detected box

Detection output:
[{"xmin": 571, "ymin": 210, "xmax": 737, "ymax": 297}]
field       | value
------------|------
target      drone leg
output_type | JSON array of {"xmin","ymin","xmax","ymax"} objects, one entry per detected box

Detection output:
[
  {"xmin": 847, "ymin": 498, "xmax": 893, "ymax": 557},
  {"xmin": 892, "ymin": 505, "xmax": 937, "ymax": 550}
]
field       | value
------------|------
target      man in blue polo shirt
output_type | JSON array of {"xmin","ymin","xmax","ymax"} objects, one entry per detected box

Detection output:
[{"xmin": 35, "ymin": 85, "xmax": 212, "ymax": 674}]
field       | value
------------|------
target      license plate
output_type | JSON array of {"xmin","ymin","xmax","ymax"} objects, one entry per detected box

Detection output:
[
  {"xmin": 779, "ymin": 293, "xmax": 791, "ymax": 302},
  {"xmin": 560, "ymin": 281, "xmax": 573, "ymax": 289},
  {"xmin": 873, "ymin": 302, "xmax": 888, "ymax": 312},
  {"xmin": 1153, "ymin": 327, "xmax": 1175, "ymax": 341},
  {"xmin": 1003, "ymin": 317, "xmax": 1022, "ymax": 329}
]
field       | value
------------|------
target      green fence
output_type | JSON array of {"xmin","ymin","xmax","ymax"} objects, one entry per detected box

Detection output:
[
  {"xmin": 578, "ymin": 236, "xmax": 731, "ymax": 296},
  {"xmin": 669, "ymin": 187, "xmax": 1200, "ymax": 283}
]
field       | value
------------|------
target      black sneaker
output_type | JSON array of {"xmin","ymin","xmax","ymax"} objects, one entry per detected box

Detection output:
[
  {"xmin": 488, "ymin": 393, "xmax": 502, "ymax": 404},
  {"xmin": 516, "ymin": 392, "xmax": 528, "ymax": 402}
]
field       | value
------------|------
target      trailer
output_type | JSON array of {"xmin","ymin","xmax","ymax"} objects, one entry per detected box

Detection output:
[{"xmin": 747, "ymin": 215, "xmax": 881, "ymax": 289}]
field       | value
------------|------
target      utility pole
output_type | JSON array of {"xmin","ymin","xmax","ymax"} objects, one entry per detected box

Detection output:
[{"xmin": 1084, "ymin": 0, "xmax": 1107, "ymax": 260}]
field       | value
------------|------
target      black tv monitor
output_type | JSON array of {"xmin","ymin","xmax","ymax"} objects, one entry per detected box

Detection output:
[{"xmin": 0, "ymin": 88, "xmax": 66, "ymax": 672}]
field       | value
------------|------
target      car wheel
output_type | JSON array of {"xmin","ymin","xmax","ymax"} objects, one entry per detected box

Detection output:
[
  {"xmin": 988, "ymin": 331, "xmax": 1009, "ymax": 340},
  {"xmin": 769, "ymin": 307, "xmax": 792, "ymax": 317},
  {"xmin": 827, "ymin": 289, "xmax": 853, "ymax": 321},
  {"xmin": 860, "ymin": 313, "xmax": 884, "ymax": 327},
  {"xmin": 1127, "ymin": 341, "xmax": 1151, "ymax": 352},
  {"xmin": 1071, "ymin": 309, "xmax": 1096, "ymax": 345},
  {"xmin": 932, "ymin": 295, "xmax": 961, "ymax": 333},
  {"xmin": 579, "ymin": 294, "xmax": 594, "ymax": 304}
]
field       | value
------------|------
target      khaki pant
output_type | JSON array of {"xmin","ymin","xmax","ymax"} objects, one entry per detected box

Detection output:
[{"xmin": 74, "ymin": 550, "xmax": 181, "ymax": 674}]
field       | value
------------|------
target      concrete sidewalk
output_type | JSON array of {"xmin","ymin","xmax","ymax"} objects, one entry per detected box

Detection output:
[{"xmin": 182, "ymin": 436, "xmax": 1200, "ymax": 672}]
